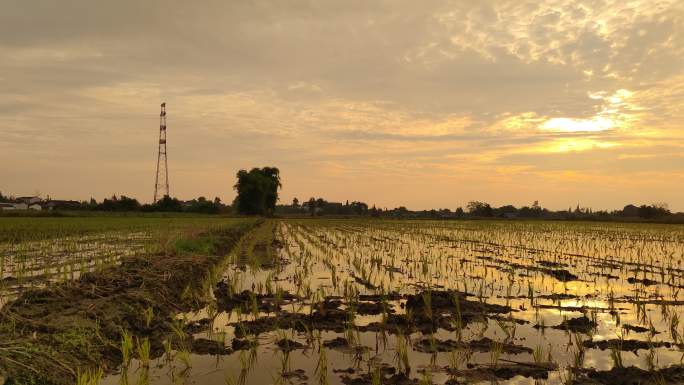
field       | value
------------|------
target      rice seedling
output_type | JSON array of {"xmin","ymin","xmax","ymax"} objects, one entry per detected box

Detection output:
[
  {"xmin": 163, "ymin": 338, "xmax": 173, "ymax": 363},
  {"xmin": 315, "ymin": 332, "xmax": 329, "ymax": 385},
  {"xmin": 120, "ymin": 330, "xmax": 133, "ymax": 367},
  {"xmin": 75, "ymin": 367, "xmax": 103, "ymax": 385},
  {"xmin": 572, "ymin": 333, "xmax": 586, "ymax": 368},
  {"xmin": 177, "ymin": 347, "xmax": 192, "ymax": 369},
  {"xmin": 609, "ymin": 334, "xmax": 624, "ymax": 369},
  {"xmin": 143, "ymin": 306, "xmax": 154, "ymax": 328},
  {"xmin": 136, "ymin": 337, "xmax": 151, "ymax": 368},
  {"xmin": 394, "ymin": 330, "xmax": 411, "ymax": 375},
  {"xmin": 371, "ymin": 364, "xmax": 382, "ymax": 385},
  {"xmin": 490, "ymin": 339, "xmax": 504, "ymax": 368},
  {"xmin": 419, "ymin": 367, "xmax": 432, "ymax": 385}
]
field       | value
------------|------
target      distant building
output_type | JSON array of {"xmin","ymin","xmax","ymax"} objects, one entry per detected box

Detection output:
[
  {"xmin": 1, "ymin": 202, "xmax": 28, "ymax": 210},
  {"xmin": 42, "ymin": 200, "xmax": 82, "ymax": 210},
  {"xmin": 16, "ymin": 196, "xmax": 42, "ymax": 205},
  {"xmin": 0, "ymin": 203, "xmax": 15, "ymax": 211},
  {"xmin": 28, "ymin": 204, "xmax": 42, "ymax": 211}
]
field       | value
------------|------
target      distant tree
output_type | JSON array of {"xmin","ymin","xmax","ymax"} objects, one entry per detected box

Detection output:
[
  {"xmin": 186, "ymin": 196, "xmax": 220, "ymax": 214},
  {"xmin": 394, "ymin": 206, "xmax": 409, "ymax": 217},
  {"xmin": 152, "ymin": 195, "xmax": 183, "ymax": 212},
  {"xmin": 119, "ymin": 195, "xmax": 142, "ymax": 211},
  {"xmin": 307, "ymin": 197, "xmax": 317, "ymax": 216},
  {"xmin": 497, "ymin": 205, "xmax": 518, "ymax": 217},
  {"xmin": 370, "ymin": 204, "xmax": 380, "ymax": 217},
  {"xmin": 349, "ymin": 201, "xmax": 368, "ymax": 216},
  {"xmin": 621, "ymin": 204, "xmax": 639, "ymax": 217},
  {"xmin": 99, "ymin": 195, "xmax": 141, "ymax": 211},
  {"xmin": 292, "ymin": 197, "xmax": 299, "ymax": 208},
  {"xmin": 467, "ymin": 201, "xmax": 493, "ymax": 217},
  {"xmin": 233, "ymin": 167, "xmax": 281, "ymax": 216},
  {"xmin": 638, "ymin": 203, "xmax": 670, "ymax": 219}
]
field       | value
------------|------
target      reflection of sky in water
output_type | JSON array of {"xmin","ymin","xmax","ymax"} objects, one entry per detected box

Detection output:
[{"xmin": 103, "ymin": 220, "xmax": 684, "ymax": 384}]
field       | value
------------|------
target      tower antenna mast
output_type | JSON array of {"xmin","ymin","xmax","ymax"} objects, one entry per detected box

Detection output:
[{"xmin": 153, "ymin": 102, "xmax": 169, "ymax": 202}]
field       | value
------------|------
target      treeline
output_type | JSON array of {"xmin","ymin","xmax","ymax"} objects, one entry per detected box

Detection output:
[
  {"xmin": 55, "ymin": 195, "xmax": 227, "ymax": 214},
  {"xmin": 389, "ymin": 201, "xmax": 681, "ymax": 222},
  {"xmin": 276, "ymin": 197, "xmax": 382, "ymax": 217},
  {"xmin": 3, "ymin": 185, "xmax": 681, "ymax": 223}
]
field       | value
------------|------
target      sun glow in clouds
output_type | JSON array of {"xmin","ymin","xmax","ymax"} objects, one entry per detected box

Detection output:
[
  {"xmin": 538, "ymin": 138, "xmax": 619, "ymax": 153},
  {"xmin": 541, "ymin": 117, "xmax": 614, "ymax": 132},
  {"xmin": 539, "ymin": 89, "xmax": 637, "ymax": 134}
]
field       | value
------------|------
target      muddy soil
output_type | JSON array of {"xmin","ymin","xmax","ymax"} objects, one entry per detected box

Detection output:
[
  {"xmin": 458, "ymin": 361, "xmax": 559, "ymax": 381},
  {"xmin": 414, "ymin": 336, "xmax": 532, "ymax": 354},
  {"xmin": 573, "ymin": 364, "xmax": 684, "ymax": 385},
  {"xmin": 0, "ymin": 225, "xmax": 253, "ymax": 385},
  {"xmin": 582, "ymin": 339, "xmax": 680, "ymax": 351}
]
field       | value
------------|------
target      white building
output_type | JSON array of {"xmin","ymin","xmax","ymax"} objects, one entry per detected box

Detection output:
[
  {"xmin": 0, "ymin": 203, "xmax": 15, "ymax": 211},
  {"xmin": 0, "ymin": 203, "xmax": 28, "ymax": 211},
  {"xmin": 16, "ymin": 196, "xmax": 42, "ymax": 205}
]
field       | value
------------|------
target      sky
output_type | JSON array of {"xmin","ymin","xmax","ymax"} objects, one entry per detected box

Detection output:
[{"xmin": 1, "ymin": 0, "xmax": 683, "ymax": 211}]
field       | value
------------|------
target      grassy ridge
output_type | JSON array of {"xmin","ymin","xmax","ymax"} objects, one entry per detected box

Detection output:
[{"xmin": 0, "ymin": 217, "xmax": 254, "ymax": 243}]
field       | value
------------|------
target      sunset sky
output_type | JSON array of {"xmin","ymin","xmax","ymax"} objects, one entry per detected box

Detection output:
[{"xmin": 1, "ymin": 1, "xmax": 683, "ymax": 211}]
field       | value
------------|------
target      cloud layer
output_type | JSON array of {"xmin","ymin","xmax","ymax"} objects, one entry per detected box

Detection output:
[{"xmin": 1, "ymin": 0, "xmax": 683, "ymax": 210}]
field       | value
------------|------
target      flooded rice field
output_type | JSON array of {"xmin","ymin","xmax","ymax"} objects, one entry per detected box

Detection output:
[
  {"xmin": 0, "ymin": 232, "xmax": 151, "ymax": 306},
  {"xmin": 100, "ymin": 219, "xmax": 684, "ymax": 385}
]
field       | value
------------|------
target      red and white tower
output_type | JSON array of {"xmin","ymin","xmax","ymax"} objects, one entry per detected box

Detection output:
[{"xmin": 153, "ymin": 102, "xmax": 170, "ymax": 202}]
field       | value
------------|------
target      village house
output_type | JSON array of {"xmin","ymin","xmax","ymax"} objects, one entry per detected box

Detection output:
[
  {"xmin": 0, "ymin": 202, "xmax": 29, "ymax": 211},
  {"xmin": 0, "ymin": 203, "xmax": 16, "ymax": 211},
  {"xmin": 42, "ymin": 200, "xmax": 81, "ymax": 210},
  {"xmin": 0, "ymin": 196, "xmax": 44, "ymax": 211},
  {"xmin": 16, "ymin": 196, "xmax": 42, "ymax": 205}
]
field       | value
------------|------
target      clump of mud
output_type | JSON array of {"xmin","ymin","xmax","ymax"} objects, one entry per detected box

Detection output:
[
  {"xmin": 276, "ymin": 338, "xmax": 305, "ymax": 352},
  {"xmin": 414, "ymin": 337, "xmax": 532, "ymax": 354},
  {"xmin": 554, "ymin": 316, "xmax": 597, "ymax": 333},
  {"xmin": 214, "ymin": 286, "xmax": 298, "ymax": 313},
  {"xmin": 582, "ymin": 339, "xmax": 679, "ymax": 352},
  {"xmin": 573, "ymin": 365, "xmax": 684, "ymax": 385},
  {"xmin": 191, "ymin": 338, "xmax": 231, "ymax": 355},
  {"xmin": 457, "ymin": 362, "xmax": 558, "ymax": 381},
  {"xmin": 535, "ymin": 315, "xmax": 597, "ymax": 334}
]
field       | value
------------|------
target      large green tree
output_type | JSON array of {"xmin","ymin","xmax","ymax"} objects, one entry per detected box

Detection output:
[{"xmin": 233, "ymin": 167, "xmax": 281, "ymax": 215}]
